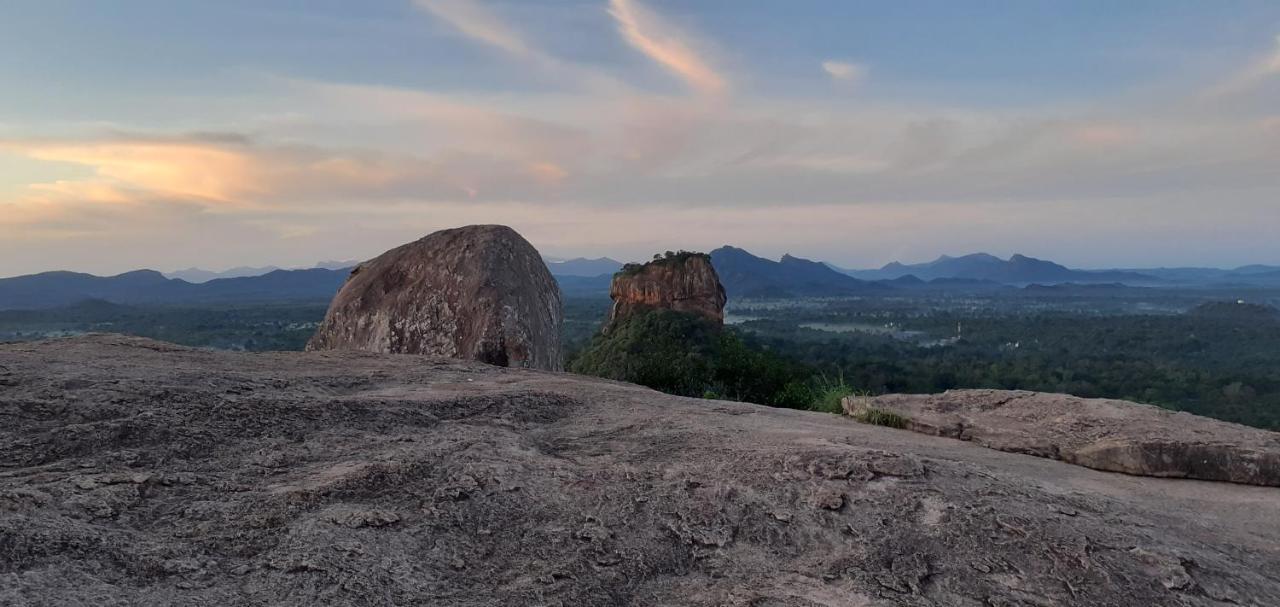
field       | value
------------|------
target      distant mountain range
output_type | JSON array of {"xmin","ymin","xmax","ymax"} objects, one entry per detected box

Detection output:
[
  {"xmin": 3, "ymin": 248, "xmax": 1278, "ymax": 311},
  {"xmin": 165, "ymin": 266, "xmax": 282, "ymax": 283},
  {"xmin": 834, "ymin": 253, "xmax": 1160, "ymax": 285},
  {"xmin": 1108, "ymin": 266, "xmax": 1280, "ymax": 286},
  {"xmin": 709, "ymin": 246, "xmax": 885, "ymax": 298},
  {"xmin": 543, "ymin": 257, "xmax": 624, "ymax": 277},
  {"xmin": 0, "ymin": 268, "xmax": 353, "ymax": 310},
  {"xmin": 550, "ymin": 248, "xmax": 1016, "ymax": 297},
  {"xmin": 164, "ymin": 261, "xmax": 359, "ymax": 283}
]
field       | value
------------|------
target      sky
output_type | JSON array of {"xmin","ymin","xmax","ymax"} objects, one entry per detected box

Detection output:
[{"xmin": 1, "ymin": 0, "xmax": 1278, "ymax": 277}]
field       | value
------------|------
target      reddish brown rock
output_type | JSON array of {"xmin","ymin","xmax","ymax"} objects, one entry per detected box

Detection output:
[
  {"xmin": 306, "ymin": 225, "xmax": 562, "ymax": 371},
  {"xmin": 845, "ymin": 389, "xmax": 1280, "ymax": 486},
  {"xmin": 605, "ymin": 252, "xmax": 726, "ymax": 332}
]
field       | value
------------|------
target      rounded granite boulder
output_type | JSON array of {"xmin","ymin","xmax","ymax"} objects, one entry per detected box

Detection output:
[{"xmin": 307, "ymin": 225, "xmax": 563, "ymax": 371}]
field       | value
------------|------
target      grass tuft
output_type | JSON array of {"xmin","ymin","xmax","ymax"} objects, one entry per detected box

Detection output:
[
  {"xmin": 850, "ymin": 407, "xmax": 910, "ymax": 429},
  {"xmin": 806, "ymin": 373, "xmax": 857, "ymax": 414}
]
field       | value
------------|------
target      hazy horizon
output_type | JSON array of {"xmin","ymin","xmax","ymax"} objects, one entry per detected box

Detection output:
[
  {"xmin": 2, "ymin": 1, "xmax": 1278, "ymax": 276},
  {"xmin": 3, "ymin": 243, "xmax": 1278, "ymax": 281}
]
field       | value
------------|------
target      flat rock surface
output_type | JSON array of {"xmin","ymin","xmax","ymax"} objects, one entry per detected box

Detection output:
[
  {"xmin": 853, "ymin": 390, "xmax": 1280, "ymax": 487},
  {"xmin": 3, "ymin": 336, "xmax": 1280, "ymax": 606}
]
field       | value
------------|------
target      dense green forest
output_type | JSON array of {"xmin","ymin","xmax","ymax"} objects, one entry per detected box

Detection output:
[
  {"xmin": 0, "ymin": 300, "xmax": 328, "ymax": 351},
  {"xmin": 3, "ymin": 292, "xmax": 1278, "ymax": 430},
  {"xmin": 738, "ymin": 311, "xmax": 1280, "ymax": 429},
  {"xmin": 570, "ymin": 309, "xmax": 813, "ymax": 409},
  {"xmin": 566, "ymin": 297, "xmax": 1280, "ymax": 430}
]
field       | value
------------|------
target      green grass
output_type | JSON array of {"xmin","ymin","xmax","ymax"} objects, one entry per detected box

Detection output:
[
  {"xmin": 806, "ymin": 373, "xmax": 857, "ymax": 414},
  {"xmin": 849, "ymin": 407, "xmax": 910, "ymax": 429}
]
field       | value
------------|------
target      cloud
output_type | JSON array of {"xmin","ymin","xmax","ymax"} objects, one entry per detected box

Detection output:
[
  {"xmin": 413, "ymin": 0, "xmax": 532, "ymax": 57},
  {"xmin": 283, "ymin": 78, "xmax": 600, "ymax": 161},
  {"xmin": 1203, "ymin": 34, "xmax": 1280, "ymax": 98},
  {"xmin": 821, "ymin": 60, "xmax": 867, "ymax": 83},
  {"xmin": 4, "ymin": 12, "xmax": 1280, "ymax": 275},
  {"xmin": 525, "ymin": 161, "xmax": 569, "ymax": 185},
  {"xmin": 0, "ymin": 135, "xmax": 435, "ymax": 208},
  {"xmin": 3, "ymin": 138, "xmax": 264, "ymax": 204},
  {"xmin": 607, "ymin": 0, "xmax": 727, "ymax": 96},
  {"xmin": 411, "ymin": 0, "xmax": 623, "ymax": 93},
  {"xmin": 1068, "ymin": 123, "xmax": 1139, "ymax": 147}
]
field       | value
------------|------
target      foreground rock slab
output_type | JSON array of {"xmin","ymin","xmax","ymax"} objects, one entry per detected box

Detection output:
[
  {"xmin": 3, "ymin": 336, "xmax": 1279, "ymax": 606},
  {"xmin": 849, "ymin": 389, "xmax": 1280, "ymax": 486},
  {"xmin": 307, "ymin": 224, "xmax": 563, "ymax": 371}
]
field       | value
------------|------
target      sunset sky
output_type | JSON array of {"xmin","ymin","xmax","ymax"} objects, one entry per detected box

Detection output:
[{"xmin": 2, "ymin": 0, "xmax": 1278, "ymax": 276}]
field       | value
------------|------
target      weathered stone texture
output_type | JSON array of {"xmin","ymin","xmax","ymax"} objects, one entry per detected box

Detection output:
[
  {"xmin": 606, "ymin": 254, "xmax": 726, "ymax": 332},
  {"xmin": 307, "ymin": 225, "xmax": 563, "ymax": 371},
  {"xmin": 2, "ymin": 335, "xmax": 1279, "ymax": 605},
  {"xmin": 847, "ymin": 389, "xmax": 1280, "ymax": 486}
]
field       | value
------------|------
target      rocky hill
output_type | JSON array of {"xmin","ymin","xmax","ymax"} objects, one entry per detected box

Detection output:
[
  {"xmin": 710, "ymin": 246, "xmax": 881, "ymax": 298},
  {"xmin": 3, "ymin": 335, "xmax": 1279, "ymax": 605},
  {"xmin": 606, "ymin": 252, "xmax": 726, "ymax": 333},
  {"xmin": 307, "ymin": 225, "xmax": 563, "ymax": 371}
]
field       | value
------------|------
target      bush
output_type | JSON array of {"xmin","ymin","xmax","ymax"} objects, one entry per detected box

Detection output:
[
  {"xmin": 569, "ymin": 309, "xmax": 813, "ymax": 407},
  {"xmin": 806, "ymin": 374, "xmax": 855, "ymax": 414},
  {"xmin": 569, "ymin": 309, "xmax": 718, "ymax": 397},
  {"xmin": 849, "ymin": 407, "xmax": 910, "ymax": 429}
]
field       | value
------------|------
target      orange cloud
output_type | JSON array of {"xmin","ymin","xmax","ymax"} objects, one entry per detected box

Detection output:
[
  {"xmin": 526, "ymin": 161, "xmax": 569, "ymax": 186},
  {"xmin": 1069, "ymin": 124, "xmax": 1139, "ymax": 147},
  {"xmin": 24, "ymin": 180, "xmax": 137, "ymax": 205},
  {"xmin": 15, "ymin": 141, "xmax": 261, "ymax": 203},
  {"xmin": 411, "ymin": 0, "xmax": 623, "ymax": 93},
  {"xmin": 608, "ymin": 0, "xmax": 727, "ymax": 96},
  {"xmin": 413, "ymin": 0, "xmax": 533, "ymax": 58},
  {"xmin": 1, "ymin": 136, "xmax": 445, "ymax": 209}
]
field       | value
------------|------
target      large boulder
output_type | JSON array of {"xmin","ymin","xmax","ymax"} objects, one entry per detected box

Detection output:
[
  {"xmin": 307, "ymin": 225, "xmax": 563, "ymax": 371},
  {"xmin": 605, "ymin": 252, "xmax": 726, "ymax": 333},
  {"xmin": 845, "ymin": 389, "xmax": 1280, "ymax": 486}
]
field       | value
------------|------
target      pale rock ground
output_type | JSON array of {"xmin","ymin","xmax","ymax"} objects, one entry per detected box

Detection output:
[
  {"xmin": 1, "ymin": 335, "xmax": 1278, "ymax": 606},
  {"xmin": 849, "ymin": 390, "xmax": 1280, "ymax": 486}
]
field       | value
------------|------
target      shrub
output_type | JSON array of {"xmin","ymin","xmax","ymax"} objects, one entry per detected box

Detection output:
[
  {"xmin": 806, "ymin": 374, "xmax": 855, "ymax": 414},
  {"xmin": 849, "ymin": 407, "xmax": 910, "ymax": 429},
  {"xmin": 616, "ymin": 251, "xmax": 710, "ymax": 277},
  {"xmin": 569, "ymin": 309, "xmax": 814, "ymax": 407}
]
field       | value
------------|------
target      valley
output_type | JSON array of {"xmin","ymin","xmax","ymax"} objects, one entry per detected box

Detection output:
[{"xmin": 7, "ymin": 280, "xmax": 1276, "ymax": 431}]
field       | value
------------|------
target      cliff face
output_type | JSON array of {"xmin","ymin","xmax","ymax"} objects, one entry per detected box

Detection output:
[
  {"xmin": 306, "ymin": 225, "xmax": 563, "ymax": 371},
  {"xmin": 606, "ymin": 253, "xmax": 726, "ymax": 332},
  {"xmin": 4, "ymin": 335, "xmax": 1280, "ymax": 605}
]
